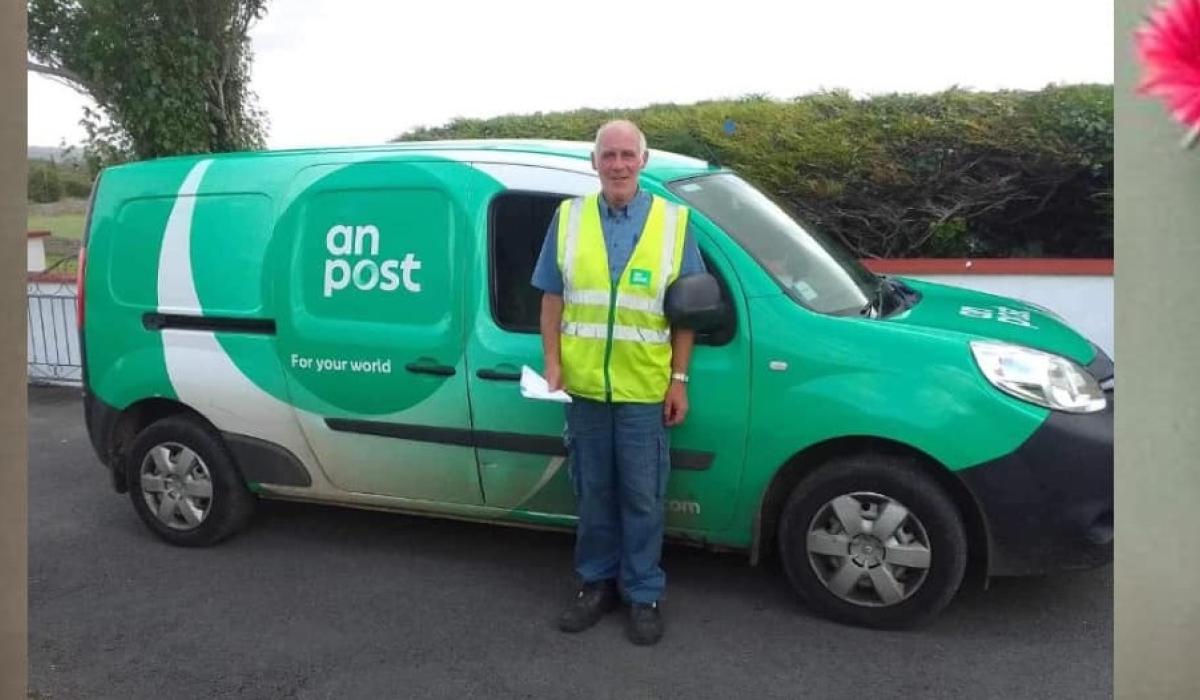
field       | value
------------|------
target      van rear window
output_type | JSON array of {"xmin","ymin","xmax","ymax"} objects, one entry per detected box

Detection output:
[{"xmin": 108, "ymin": 194, "xmax": 272, "ymax": 314}]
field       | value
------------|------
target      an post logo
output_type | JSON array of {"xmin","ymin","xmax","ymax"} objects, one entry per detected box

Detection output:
[
  {"xmin": 959, "ymin": 305, "xmax": 1038, "ymax": 329},
  {"xmin": 323, "ymin": 224, "xmax": 422, "ymax": 298}
]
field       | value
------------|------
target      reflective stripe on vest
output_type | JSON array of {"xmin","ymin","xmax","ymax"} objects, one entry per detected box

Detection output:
[
  {"xmin": 560, "ymin": 197, "xmax": 585, "ymax": 291},
  {"xmin": 560, "ymin": 321, "xmax": 671, "ymax": 344},
  {"xmin": 563, "ymin": 289, "xmax": 663, "ymax": 314},
  {"xmin": 655, "ymin": 203, "xmax": 679, "ymax": 309}
]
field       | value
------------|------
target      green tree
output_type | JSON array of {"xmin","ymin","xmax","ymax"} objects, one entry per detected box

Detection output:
[
  {"xmin": 27, "ymin": 0, "xmax": 270, "ymax": 170},
  {"xmin": 27, "ymin": 161, "xmax": 63, "ymax": 203}
]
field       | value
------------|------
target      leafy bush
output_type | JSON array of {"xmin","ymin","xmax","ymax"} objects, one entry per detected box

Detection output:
[
  {"xmin": 27, "ymin": 161, "xmax": 63, "ymax": 203},
  {"xmin": 27, "ymin": 158, "xmax": 94, "ymax": 202},
  {"xmin": 60, "ymin": 168, "xmax": 93, "ymax": 198},
  {"xmin": 395, "ymin": 85, "xmax": 1112, "ymax": 259}
]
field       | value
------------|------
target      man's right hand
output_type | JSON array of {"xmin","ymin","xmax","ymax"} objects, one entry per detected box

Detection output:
[
  {"xmin": 539, "ymin": 294, "xmax": 565, "ymax": 392},
  {"xmin": 544, "ymin": 361, "xmax": 563, "ymax": 392}
]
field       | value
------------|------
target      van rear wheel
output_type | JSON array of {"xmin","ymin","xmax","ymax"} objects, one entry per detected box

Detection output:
[
  {"xmin": 126, "ymin": 415, "xmax": 255, "ymax": 546},
  {"xmin": 777, "ymin": 453, "xmax": 967, "ymax": 629}
]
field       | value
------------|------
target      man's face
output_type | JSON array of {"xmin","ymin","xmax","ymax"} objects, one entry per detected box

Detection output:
[{"xmin": 591, "ymin": 125, "xmax": 647, "ymax": 206}]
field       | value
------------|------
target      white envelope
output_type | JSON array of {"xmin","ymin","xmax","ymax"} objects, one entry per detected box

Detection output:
[{"xmin": 519, "ymin": 365, "xmax": 572, "ymax": 403}]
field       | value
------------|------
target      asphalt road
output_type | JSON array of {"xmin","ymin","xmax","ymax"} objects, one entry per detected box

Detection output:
[{"xmin": 28, "ymin": 385, "xmax": 1112, "ymax": 699}]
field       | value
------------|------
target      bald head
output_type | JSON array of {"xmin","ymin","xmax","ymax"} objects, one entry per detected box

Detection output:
[
  {"xmin": 591, "ymin": 120, "xmax": 648, "ymax": 208},
  {"xmin": 593, "ymin": 119, "xmax": 647, "ymax": 158}
]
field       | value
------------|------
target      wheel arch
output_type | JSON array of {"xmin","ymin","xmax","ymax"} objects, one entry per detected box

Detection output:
[
  {"xmin": 751, "ymin": 435, "xmax": 991, "ymax": 590},
  {"xmin": 101, "ymin": 397, "xmax": 220, "ymax": 492}
]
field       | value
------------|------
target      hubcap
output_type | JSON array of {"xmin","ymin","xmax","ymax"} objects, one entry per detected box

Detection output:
[
  {"xmin": 849, "ymin": 534, "xmax": 886, "ymax": 567},
  {"xmin": 139, "ymin": 442, "xmax": 213, "ymax": 531},
  {"xmin": 805, "ymin": 492, "xmax": 933, "ymax": 607}
]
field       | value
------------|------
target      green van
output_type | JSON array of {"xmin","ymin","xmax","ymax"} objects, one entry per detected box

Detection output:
[{"xmin": 80, "ymin": 140, "xmax": 1113, "ymax": 629}]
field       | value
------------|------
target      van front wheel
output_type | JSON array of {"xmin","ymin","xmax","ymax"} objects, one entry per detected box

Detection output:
[
  {"xmin": 777, "ymin": 454, "xmax": 967, "ymax": 629},
  {"xmin": 126, "ymin": 416, "xmax": 255, "ymax": 547}
]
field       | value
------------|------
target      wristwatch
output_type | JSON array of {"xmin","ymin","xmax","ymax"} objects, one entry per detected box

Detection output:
[{"xmin": 670, "ymin": 371, "xmax": 689, "ymax": 384}]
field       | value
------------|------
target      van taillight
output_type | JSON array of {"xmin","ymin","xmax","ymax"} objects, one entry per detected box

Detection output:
[{"xmin": 75, "ymin": 246, "xmax": 86, "ymax": 329}]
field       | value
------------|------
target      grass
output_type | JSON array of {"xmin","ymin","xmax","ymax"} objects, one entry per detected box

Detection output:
[
  {"xmin": 28, "ymin": 199, "xmax": 87, "ymax": 276},
  {"xmin": 28, "ymin": 213, "xmax": 85, "ymax": 241},
  {"xmin": 28, "ymin": 198, "xmax": 89, "ymax": 241}
]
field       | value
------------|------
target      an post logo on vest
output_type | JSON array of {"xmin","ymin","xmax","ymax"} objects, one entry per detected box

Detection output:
[
  {"xmin": 629, "ymin": 268, "xmax": 653, "ymax": 288},
  {"xmin": 323, "ymin": 224, "xmax": 423, "ymax": 298}
]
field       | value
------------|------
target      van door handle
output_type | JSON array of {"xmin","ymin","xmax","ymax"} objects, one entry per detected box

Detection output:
[
  {"xmin": 476, "ymin": 368, "xmax": 521, "ymax": 381},
  {"xmin": 405, "ymin": 361, "xmax": 456, "ymax": 377}
]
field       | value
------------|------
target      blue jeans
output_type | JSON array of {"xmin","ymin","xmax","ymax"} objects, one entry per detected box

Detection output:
[{"xmin": 564, "ymin": 397, "xmax": 670, "ymax": 605}]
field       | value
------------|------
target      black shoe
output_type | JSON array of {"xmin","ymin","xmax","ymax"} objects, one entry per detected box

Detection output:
[
  {"xmin": 627, "ymin": 601, "xmax": 664, "ymax": 646},
  {"xmin": 557, "ymin": 579, "xmax": 618, "ymax": 633}
]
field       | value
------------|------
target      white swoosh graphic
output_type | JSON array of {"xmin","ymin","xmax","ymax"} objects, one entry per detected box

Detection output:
[
  {"xmin": 157, "ymin": 160, "xmax": 323, "ymax": 479},
  {"xmin": 514, "ymin": 456, "xmax": 567, "ymax": 509}
]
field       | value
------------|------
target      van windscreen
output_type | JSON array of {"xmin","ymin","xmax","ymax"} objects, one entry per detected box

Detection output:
[{"xmin": 668, "ymin": 173, "xmax": 878, "ymax": 316}]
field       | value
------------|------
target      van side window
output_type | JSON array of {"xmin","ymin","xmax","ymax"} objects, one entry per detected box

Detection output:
[
  {"xmin": 489, "ymin": 192, "xmax": 564, "ymax": 333},
  {"xmin": 488, "ymin": 192, "xmax": 735, "ymax": 345}
]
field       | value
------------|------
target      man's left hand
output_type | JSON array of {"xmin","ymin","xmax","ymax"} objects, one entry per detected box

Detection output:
[{"xmin": 664, "ymin": 381, "xmax": 689, "ymax": 427}]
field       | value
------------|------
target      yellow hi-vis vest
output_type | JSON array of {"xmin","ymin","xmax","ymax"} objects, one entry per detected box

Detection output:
[{"xmin": 556, "ymin": 193, "xmax": 689, "ymax": 403}]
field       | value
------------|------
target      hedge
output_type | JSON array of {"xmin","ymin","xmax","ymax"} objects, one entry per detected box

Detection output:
[
  {"xmin": 27, "ymin": 159, "xmax": 93, "ymax": 203},
  {"xmin": 394, "ymin": 85, "xmax": 1112, "ymax": 259},
  {"xmin": 27, "ymin": 161, "xmax": 63, "ymax": 203}
]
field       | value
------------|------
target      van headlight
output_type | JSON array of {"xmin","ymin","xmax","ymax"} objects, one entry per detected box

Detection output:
[{"xmin": 970, "ymin": 341, "xmax": 1107, "ymax": 413}]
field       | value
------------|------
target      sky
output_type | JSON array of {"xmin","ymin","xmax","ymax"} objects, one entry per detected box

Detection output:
[{"xmin": 27, "ymin": 0, "xmax": 1115, "ymax": 150}]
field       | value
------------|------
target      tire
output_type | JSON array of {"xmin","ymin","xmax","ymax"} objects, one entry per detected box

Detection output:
[
  {"xmin": 125, "ymin": 415, "xmax": 256, "ymax": 547},
  {"xmin": 778, "ymin": 453, "xmax": 967, "ymax": 629}
]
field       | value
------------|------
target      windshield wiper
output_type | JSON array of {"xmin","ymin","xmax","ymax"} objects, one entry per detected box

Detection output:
[{"xmin": 861, "ymin": 276, "xmax": 889, "ymax": 317}]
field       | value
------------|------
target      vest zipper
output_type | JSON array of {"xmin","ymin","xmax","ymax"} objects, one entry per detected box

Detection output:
[{"xmin": 602, "ymin": 285, "xmax": 617, "ymax": 400}]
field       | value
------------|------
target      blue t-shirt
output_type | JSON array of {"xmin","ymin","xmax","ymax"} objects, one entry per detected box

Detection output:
[{"xmin": 530, "ymin": 190, "xmax": 706, "ymax": 295}]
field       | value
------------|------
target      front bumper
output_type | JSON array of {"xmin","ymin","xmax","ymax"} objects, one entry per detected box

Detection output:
[{"xmin": 957, "ymin": 397, "xmax": 1113, "ymax": 577}]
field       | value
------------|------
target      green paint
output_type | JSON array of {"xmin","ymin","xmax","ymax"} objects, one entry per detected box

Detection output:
[
  {"xmin": 189, "ymin": 189, "xmax": 273, "ymax": 315},
  {"xmin": 84, "ymin": 159, "xmax": 197, "ymax": 407},
  {"xmin": 890, "ymin": 277, "xmax": 1095, "ymax": 364}
]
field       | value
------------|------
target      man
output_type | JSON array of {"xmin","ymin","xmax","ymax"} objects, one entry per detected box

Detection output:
[{"xmin": 530, "ymin": 119, "xmax": 706, "ymax": 646}]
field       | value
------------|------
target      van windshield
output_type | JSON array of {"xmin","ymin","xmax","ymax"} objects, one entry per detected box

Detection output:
[{"xmin": 668, "ymin": 173, "xmax": 879, "ymax": 316}]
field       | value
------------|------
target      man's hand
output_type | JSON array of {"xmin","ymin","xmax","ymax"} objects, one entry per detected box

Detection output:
[
  {"xmin": 540, "ymin": 294, "xmax": 564, "ymax": 392},
  {"xmin": 664, "ymin": 381, "xmax": 689, "ymax": 427},
  {"xmin": 544, "ymin": 360, "xmax": 563, "ymax": 392},
  {"xmin": 665, "ymin": 327, "xmax": 694, "ymax": 427}
]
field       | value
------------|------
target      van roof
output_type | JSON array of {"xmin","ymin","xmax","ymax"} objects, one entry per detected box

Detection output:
[{"xmin": 108, "ymin": 139, "xmax": 720, "ymax": 183}]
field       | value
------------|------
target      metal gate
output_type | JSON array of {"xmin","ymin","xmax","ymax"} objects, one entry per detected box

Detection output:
[{"xmin": 27, "ymin": 275, "xmax": 82, "ymax": 386}]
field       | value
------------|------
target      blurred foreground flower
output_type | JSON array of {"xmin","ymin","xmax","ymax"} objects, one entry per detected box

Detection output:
[{"xmin": 1136, "ymin": 0, "xmax": 1200, "ymax": 148}]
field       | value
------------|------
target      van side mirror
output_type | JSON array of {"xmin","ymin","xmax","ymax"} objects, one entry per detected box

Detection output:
[{"xmin": 665, "ymin": 273, "xmax": 726, "ymax": 332}]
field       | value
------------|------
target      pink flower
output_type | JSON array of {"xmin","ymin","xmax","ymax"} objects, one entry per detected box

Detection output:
[{"xmin": 1137, "ymin": 0, "xmax": 1200, "ymax": 147}]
